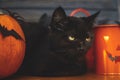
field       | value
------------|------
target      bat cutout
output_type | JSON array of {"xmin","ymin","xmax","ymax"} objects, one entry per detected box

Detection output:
[
  {"xmin": 106, "ymin": 50, "xmax": 120, "ymax": 63},
  {"xmin": 0, "ymin": 25, "xmax": 23, "ymax": 40}
]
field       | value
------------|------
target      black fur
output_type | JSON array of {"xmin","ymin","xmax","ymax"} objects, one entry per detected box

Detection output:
[{"xmin": 17, "ymin": 7, "xmax": 100, "ymax": 76}]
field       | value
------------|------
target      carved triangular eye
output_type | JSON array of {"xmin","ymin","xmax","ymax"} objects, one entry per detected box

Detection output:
[{"xmin": 116, "ymin": 45, "xmax": 120, "ymax": 51}]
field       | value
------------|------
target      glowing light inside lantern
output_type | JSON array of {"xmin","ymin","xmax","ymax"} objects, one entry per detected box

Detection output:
[
  {"xmin": 104, "ymin": 36, "xmax": 109, "ymax": 41},
  {"xmin": 103, "ymin": 50, "xmax": 107, "ymax": 73}
]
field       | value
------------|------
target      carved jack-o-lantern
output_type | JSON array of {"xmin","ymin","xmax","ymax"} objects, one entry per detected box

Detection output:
[
  {"xmin": 0, "ymin": 12, "xmax": 25, "ymax": 78},
  {"xmin": 94, "ymin": 24, "xmax": 120, "ymax": 75}
]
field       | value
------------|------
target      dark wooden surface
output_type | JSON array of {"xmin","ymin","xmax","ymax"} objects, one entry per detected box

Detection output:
[
  {"xmin": 117, "ymin": 0, "xmax": 120, "ymax": 21},
  {"xmin": 3, "ymin": 73, "xmax": 120, "ymax": 80}
]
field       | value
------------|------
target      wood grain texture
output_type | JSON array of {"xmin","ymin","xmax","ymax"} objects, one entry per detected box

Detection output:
[
  {"xmin": 0, "ymin": 0, "xmax": 117, "ymax": 9},
  {"xmin": 117, "ymin": 0, "xmax": 120, "ymax": 21},
  {"xmin": 3, "ymin": 73, "xmax": 120, "ymax": 80},
  {"xmin": 0, "ymin": 0, "xmax": 118, "ymax": 22}
]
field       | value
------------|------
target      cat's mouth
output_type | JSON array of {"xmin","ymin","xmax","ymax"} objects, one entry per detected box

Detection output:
[
  {"xmin": 51, "ymin": 47, "xmax": 86, "ymax": 54},
  {"xmin": 50, "ymin": 47, "xmax": 86, "ymax": 64}
]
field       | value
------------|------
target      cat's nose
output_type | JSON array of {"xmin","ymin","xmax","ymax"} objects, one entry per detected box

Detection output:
[
  {"xmin": 77, "ymin": 47, "xmax": 84, "ymax": 51},
  {"xmin": 77, "ymin": 42, "xmax": 85, "ymax": 50},
  {"xmin": 80, "ymin": 42, "xmax": 84, "ymax": 45},
  {"xmin": 79, "ymin": 42, "xmax": 85, "ymax": 46}
]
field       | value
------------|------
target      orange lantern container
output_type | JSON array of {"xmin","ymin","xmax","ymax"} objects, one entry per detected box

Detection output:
[{"xmin": 94, "ymin": 24, "xmax": 120, "ymax": 75}]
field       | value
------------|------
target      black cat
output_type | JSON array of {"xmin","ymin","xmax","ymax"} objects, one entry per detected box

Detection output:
[
  {"xmin": 46, "ymin": 7, "xmax": 100, "ymax": 76},
  {"xmin": 17, "ymin": 7, "xmax": 100, "ymax": 76}
]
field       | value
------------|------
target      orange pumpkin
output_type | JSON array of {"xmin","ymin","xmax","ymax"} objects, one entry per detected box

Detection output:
[
  {"xmin": 94, "ymin": 24, "xmax": 120, "ymax": 75},
  {"xmin": 0, "ymin": 13, "xmax": 25, "ymax": 78}
]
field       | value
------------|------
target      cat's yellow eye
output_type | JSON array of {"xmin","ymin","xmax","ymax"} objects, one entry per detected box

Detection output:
[
  {"xmin": 68, "ymin": 36, "xmax": 75, "ymax": 41},
  {"xmin": 86, "ymin": 37, "xmax": 91, "ymax": 42}
]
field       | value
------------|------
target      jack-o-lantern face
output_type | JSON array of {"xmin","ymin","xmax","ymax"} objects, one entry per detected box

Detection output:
[
  {"xmin": 0, "ymin": 14, "xmax": 25, "ymax": 78},
  {"xmin": 104, "ymin": 34, "xmax": 120, "ymax": 63},
  {"xmin": 94, "ymin": 24, "xmax": 120, "ymax": 74}
]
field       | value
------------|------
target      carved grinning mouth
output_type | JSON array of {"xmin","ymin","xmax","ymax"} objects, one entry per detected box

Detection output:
[{"xmin": 106, "ymin": 50, "xmax": 120, "ymax": 63}]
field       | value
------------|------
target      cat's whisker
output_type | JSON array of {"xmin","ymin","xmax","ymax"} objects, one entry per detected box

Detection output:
[
  {"xmin": 56, "ymin": 27, "xmax": 64, "ymax": 32},
  {"xmin": 58, "ymin": 23, "xmax": 64, "ymax": 27}
]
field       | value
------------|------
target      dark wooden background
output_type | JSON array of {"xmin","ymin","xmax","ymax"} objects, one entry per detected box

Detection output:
[{"xmin": 0, "ymin": 0, "xmax": 119, "ymax": 22}]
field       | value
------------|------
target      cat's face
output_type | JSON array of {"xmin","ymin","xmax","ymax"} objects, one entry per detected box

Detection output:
[{"xmin": 49, "ymin": 7, "xmax": 99, "ymax": 60}]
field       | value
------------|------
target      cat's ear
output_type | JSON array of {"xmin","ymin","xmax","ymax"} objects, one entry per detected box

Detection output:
[
  {"xmin": 84, "ymin": 11, "xmax": 100, "ymax": 29},
  {"xmin": 87, "ymin": 11, "xmax": 100, "ymax": 22},
  {"xmin": 39, "ymin": 13, "xmax": 48, "ymax": 24},
  {"xmin": 51, "ymin": 7, "xmax": 66, "ymax": 23}
]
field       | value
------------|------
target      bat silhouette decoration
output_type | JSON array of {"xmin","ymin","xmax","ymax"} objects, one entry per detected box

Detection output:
[
  {"xmin": 106, "ymin": 50, "xmax": 120, "ymax": 63},
  {"xmin": 0, "ymin": 25, "xmax": 23, "ymax": 40}
]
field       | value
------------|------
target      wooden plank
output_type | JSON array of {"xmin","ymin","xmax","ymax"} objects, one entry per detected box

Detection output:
[
  {"xmin": 4, "ymin": 73, "xmax": 120, "ymax": 80},
  {"xmin": 0, "ymin": 0, "xmax": 117, "ymax": 10},
  {"xmin": 117, "ymin": 0, "xmax": 120, "ymax": 21},
  {"xmin": 9, "ymin": 9, "xmax": 118, "ymax": 22},
  {"xmin": 0, "ymin": 0, "xmax": 118, "ymax": 22}
]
